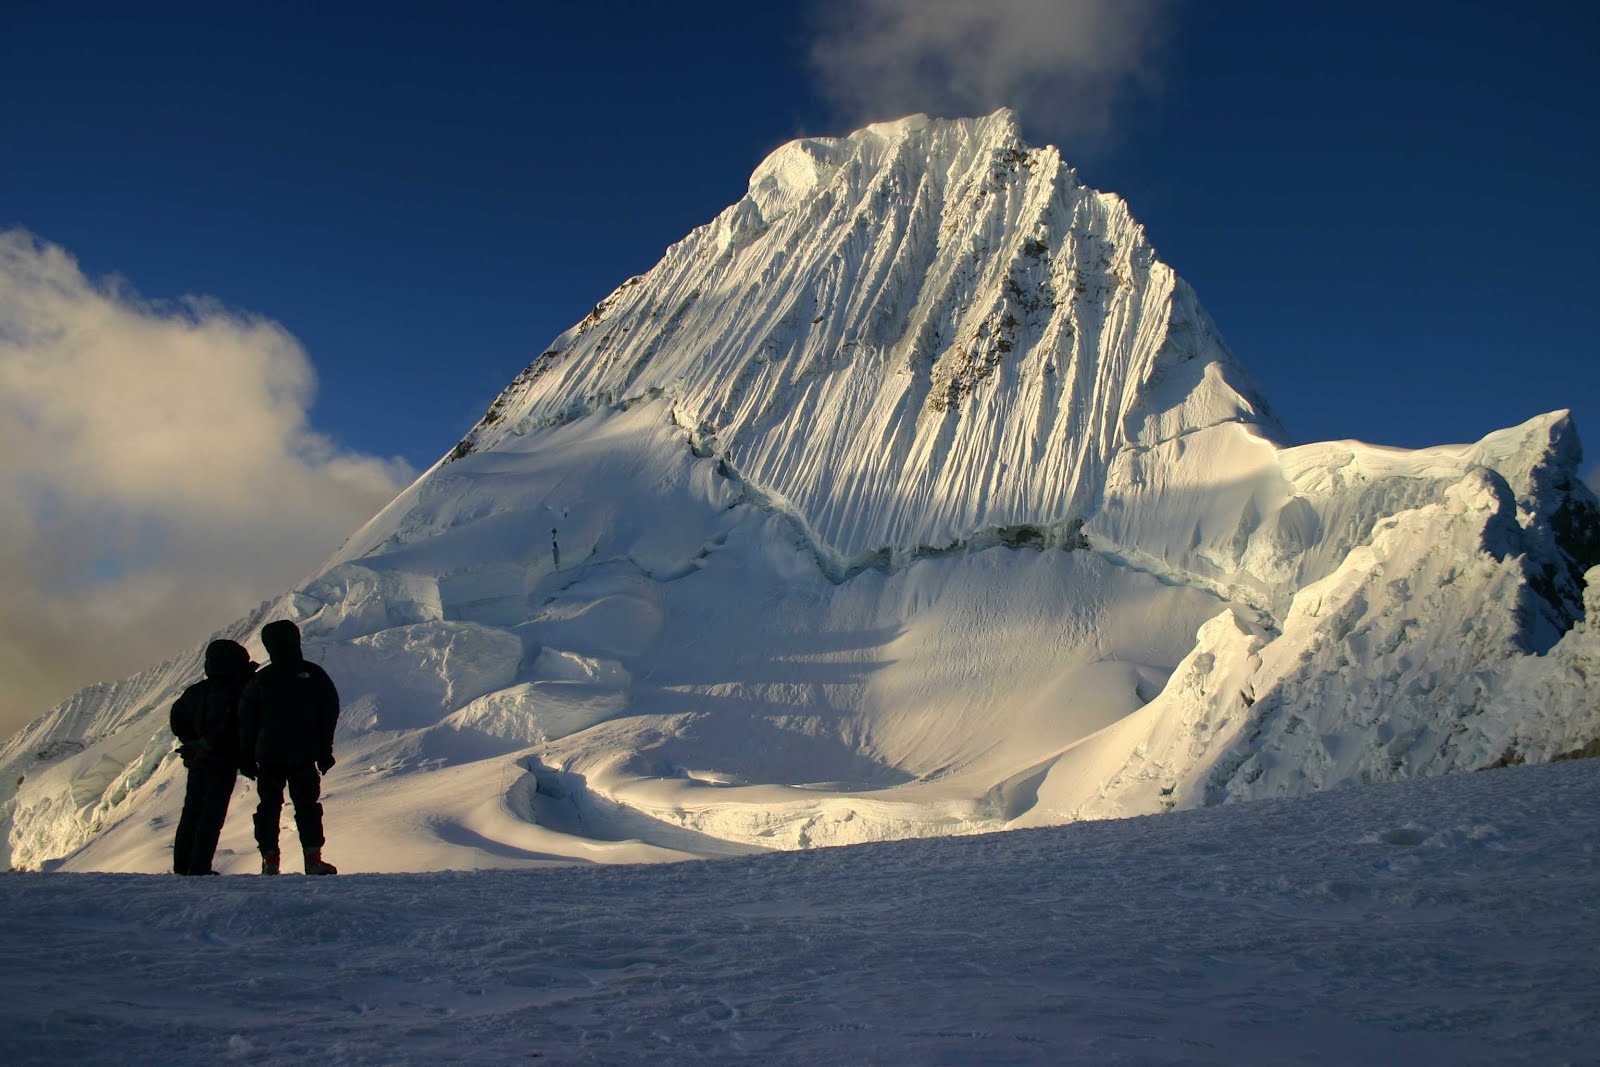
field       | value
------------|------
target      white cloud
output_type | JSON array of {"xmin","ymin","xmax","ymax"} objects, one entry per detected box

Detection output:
[
  {"xmin": 0, "ymin": 230, "xmax": 412, "ymax": 739},
  {"xmin": 809, "ymin": 0, "xmax": 1174, "ymax": 139}
]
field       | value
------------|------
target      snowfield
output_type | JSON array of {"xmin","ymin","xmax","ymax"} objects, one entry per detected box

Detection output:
[{"xmin": 3, "ymin": 758, "xmax": 1598, "ymax": 1064}]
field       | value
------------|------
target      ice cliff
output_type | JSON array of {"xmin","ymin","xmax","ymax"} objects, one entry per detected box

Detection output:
[{"xmin": 4, "ymin": 112, "xmax": 1596, "ymax": 871}]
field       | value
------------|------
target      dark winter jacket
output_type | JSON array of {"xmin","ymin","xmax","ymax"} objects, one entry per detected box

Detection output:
[
  {"xmin": 239, "ymin": 621, "xmax": 339, "ymax": 769},
  {"xmin": 170, "ymin": 639, "xmax": 255, "ymax": 769}
]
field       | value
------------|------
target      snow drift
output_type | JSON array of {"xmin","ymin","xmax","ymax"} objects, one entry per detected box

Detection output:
[
  {"xmin": 4, "ymin": 111, "xmax": 1596, "ymax": 872},
  {"xmin": 8, "ymin": 759, "xmax": 1599, "ymax": 1061}
]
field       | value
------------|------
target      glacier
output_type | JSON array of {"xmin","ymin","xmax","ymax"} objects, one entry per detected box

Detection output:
[{"xmin": 3, "ymin": 110, "xmax": 1596, "ymax": 872}]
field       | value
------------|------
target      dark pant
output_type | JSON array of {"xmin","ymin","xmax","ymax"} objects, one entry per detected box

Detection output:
[
  {"xmin": 174, "ymin": 764, "xmax": 238, "ymax": 874},
  {"xmin": 253, "ymin": 763, "xmax": 324, "ymax": 854}
]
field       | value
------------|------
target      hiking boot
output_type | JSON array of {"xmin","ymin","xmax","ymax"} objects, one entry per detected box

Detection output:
[
  {"xmin": 260, "ymin": 851, "xmax": 280, "ymax": 876},
  {"xmin": 304, "ymin": 849, "xmax": 337, "ymax": 876}
]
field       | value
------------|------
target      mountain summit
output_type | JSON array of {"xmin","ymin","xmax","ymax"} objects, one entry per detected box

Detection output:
[
  {"xmin": 432, "ymin": 109, "xmax": 1277, "ymax": 565},
  {"xmin": 4, "ymin": 113, "xmax": 1596, "ymax": 871}
]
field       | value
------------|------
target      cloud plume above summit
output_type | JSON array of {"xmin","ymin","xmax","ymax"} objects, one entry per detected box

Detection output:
[
  {"xmin": 808, "ymin": 0, "xmax": 1174, "ymax": 140},
  {"xmin": 0, "ymin": 231, "xmax": 412, "ymax": 739}
]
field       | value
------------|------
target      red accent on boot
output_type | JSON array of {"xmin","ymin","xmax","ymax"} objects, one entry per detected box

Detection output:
[
  {"xmin": 304, "ymin": 849, "xmax": 338, "ymax": 876},
  {"xmin": 260, "ymin": 852, "xmax": 280, "ymax": 876}
]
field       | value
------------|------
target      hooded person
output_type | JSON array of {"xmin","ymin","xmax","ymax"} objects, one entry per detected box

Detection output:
[
  {"xmin": 169, "ymin": 638, "xmax": 256, "ymax": 875},
  {"xmin": 238, "ymin": 619, "xmax": 340, "ymax": 876}
]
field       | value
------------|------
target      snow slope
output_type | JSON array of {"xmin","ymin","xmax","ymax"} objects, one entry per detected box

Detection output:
[
  {"xmin": 3, "ymin": 760, "xmax": 1598, "ymax": 1064},
  {"xmin": 3, "ymin": 111, "xmax": 1596, "ymax": 872}
]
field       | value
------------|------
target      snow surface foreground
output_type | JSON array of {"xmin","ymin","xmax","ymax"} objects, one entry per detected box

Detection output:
[
  {"xmin": 3, "ymin": 761, "xmax": 1598, "ymax": 1064},
  {"xmin": 3, "ymin": 111, "xmax": 1598, "ymax": 872}
]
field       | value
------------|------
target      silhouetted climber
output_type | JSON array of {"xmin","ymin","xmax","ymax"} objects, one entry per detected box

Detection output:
[
  {"xmin": 169, "ymin": 638, "xmax": 256, "ymax": 875},
  {"xmin": 551, "ymin": 527, "xmax": 560, "ymax": 568},
  {"xmin": 239, "ymin": 620, "xmax": 340, "ymax": 876}
]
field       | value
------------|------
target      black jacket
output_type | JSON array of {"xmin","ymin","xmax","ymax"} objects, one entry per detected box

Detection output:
[
  {"xmin": 239, "ymin": 625, "xmax": 339, "ymax": 768},
  {"xmin": 170, "ymin": 640, "xmax": 255, "ymax": 769}
]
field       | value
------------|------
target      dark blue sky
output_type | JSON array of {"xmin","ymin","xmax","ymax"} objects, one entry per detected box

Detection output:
[{"xmin": 6, "ymin": 1, "xmax": 1598, "ymax": 475}]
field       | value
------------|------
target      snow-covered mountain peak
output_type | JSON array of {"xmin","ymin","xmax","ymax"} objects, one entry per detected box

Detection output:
[
  {"xmin": 448, "ymin": 112, "xmax": 1277, "ymax": 562},
  {"xmin": 2, "ymin": 114, "xmax": 1594, "ymax": 874}
]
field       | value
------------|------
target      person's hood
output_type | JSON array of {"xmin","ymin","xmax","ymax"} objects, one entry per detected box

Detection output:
[
  {"xmin": 203, "ymin": 639, "xmax": 254, "ymax": 681},
  {"xmin": 260, "ymin": 620, "xmax": 304, "ymax": 664}
]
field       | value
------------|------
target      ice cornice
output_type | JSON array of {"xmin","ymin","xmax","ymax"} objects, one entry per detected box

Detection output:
[
  {"xmin": 766, "ymin": 109, "xmax": 1022, "ymax": 166},
  {"xmin": 745, "ymin": 110, "xmax": 1027, "ymax": 226}
]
